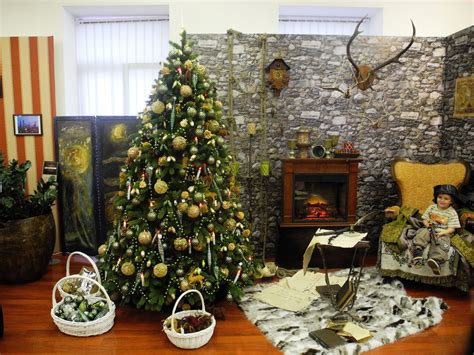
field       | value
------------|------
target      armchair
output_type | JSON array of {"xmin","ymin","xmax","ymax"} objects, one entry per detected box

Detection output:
[{"xmin": 378, "ymin": 158, "xmax": 473, "ymax": 291}]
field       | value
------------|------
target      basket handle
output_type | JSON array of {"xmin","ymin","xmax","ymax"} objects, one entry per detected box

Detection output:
[
  {"xmin": 170, "ymin": 289, "xmax": 207, "ymax": 334},
  {"xmin": 66, "ymin": 251, "xmax": 101, "ymax": 284},
  {"xmin": 52, "ymin": 275, "xmax": 113, "ymax": 310}
]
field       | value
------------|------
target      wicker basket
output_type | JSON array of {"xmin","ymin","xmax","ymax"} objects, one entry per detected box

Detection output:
[
  {"xmin": 51, "ymin": 275, "xmax": 115, "ymax": 337},
  {"xmin": 163, "ymin": 289, "xmax": 216, "ymax": 349},
  {"xmin": 58, "ymin": 251, "xmax": 102, "ymax": 298}
]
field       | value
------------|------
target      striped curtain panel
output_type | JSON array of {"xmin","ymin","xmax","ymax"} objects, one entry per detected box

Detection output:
[
  {"xmin": 76, "ymin": 17, "xmax": 169, "ymax": 116},
  {"xmin": 0, "ymin": 36, "xmax": 56, "ymax": 194},
  {"xmin": 279, "ymin": 16, "xmax": 370, "ymax": 35}
]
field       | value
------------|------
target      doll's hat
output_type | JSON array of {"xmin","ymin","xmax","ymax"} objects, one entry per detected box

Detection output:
[{"xmin": 433, "ymin": 184, "xmax": 459, "ymax": 203}]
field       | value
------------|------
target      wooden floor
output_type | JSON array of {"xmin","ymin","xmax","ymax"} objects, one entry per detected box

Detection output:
[{"xmin": 0, "ymin": 256, "xmax": 472, "ymax": 354}]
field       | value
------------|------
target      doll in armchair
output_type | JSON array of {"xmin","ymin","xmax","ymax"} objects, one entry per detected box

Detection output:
[{"xmin": 412, "ymin": 185, "xmax": 461, "ymax": 275}]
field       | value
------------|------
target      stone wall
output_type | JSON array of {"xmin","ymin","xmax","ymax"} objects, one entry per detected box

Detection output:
[
  {"xmin": 189, "ymin": 29, "xmax": 473, "ymax": 259},
  {"xmin": 442, "ymin": 26, "xmax": 474, "ymax": 187}
]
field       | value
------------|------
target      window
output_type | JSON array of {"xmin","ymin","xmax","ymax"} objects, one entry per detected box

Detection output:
[
  {"xmin": 76, "ymin": 16, "xmax": 169, "ymax": 116},
  {"xmin": 278, "ymin": 6, "xmax": 382, "ymax": 36},
  {"xmin": 279, "ymin": 16, "xmax": 370, "ymax": 36}
]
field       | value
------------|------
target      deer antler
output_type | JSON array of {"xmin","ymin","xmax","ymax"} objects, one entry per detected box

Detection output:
[
  {"xmin": 346, "ymin": 17, "xmax": 416, "ymax": 91},
  {"xmin": 372, "ymin": 20, "xmax": 416, "ymax": 72},
  {"xmin": 346, "ymin": 16, "xmax": 367, "ymax": 82}
]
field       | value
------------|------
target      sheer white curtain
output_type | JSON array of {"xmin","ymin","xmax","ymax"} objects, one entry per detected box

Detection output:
[
  {"xmin": 279, "ymin": 16, "xmax": 370, "ymax": 35},
  {"xmin": 76, "ymin": 17, "xmax": 169, "ymax": 116}
]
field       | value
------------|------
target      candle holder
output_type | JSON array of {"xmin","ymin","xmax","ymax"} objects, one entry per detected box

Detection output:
[
  {"xmin": 287, "ymin": 139, "xmax": 297, "ymax": 159},
  {"xmin": 247, "ymin": 122, "xmax": 257, "ymax": 136},
  {"xmin": 296, "ymin": 128, "xmax": 311, "ymax": 158}
]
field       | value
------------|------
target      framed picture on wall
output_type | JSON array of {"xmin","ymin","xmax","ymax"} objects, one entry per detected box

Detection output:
[
  {"xmin": 454, "ymin": 76, "xmax": 474, "ymax": 118},
  {"xmin": 13, "ymin": 114, "xmax": 43, "ymax": 135}
]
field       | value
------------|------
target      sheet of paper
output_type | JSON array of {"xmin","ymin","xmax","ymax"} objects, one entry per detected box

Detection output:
[
  {"xmin": 338, "ymin": 322, "xmax": 372, "ymax": 342},
  {"xmin": 286, "ymin": 270, "xmax": 347, "ymax": 293},
  {"xmin": 254, "ymin": 283, "xmax": 314, "ymax": 312},
  {"xmin": 329, "ymin": 231, "xmax": 367, "ymax": 248}
]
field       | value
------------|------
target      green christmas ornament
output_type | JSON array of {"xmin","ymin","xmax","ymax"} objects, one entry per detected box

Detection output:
[
  {"xmin": 198, "ymin": 111, "xmax": 206, "ymax": 120},
  {"xmin": 147, "ymin": 211, "xmax": 157, "ymax": 221},
  {"xmin": 194, "ymin": 192, "xmax": 205, "ymax": 202},
  {"xmin": 126, "ymin": 229, "xmax": 134, "ymax": 238},
  {"xmin": 207, "ymin": 120, "xmax": 219, "ymax": 132},
  {"xmin": 187, "ymin": 107, "xmax": 197, "ymax": 117}
]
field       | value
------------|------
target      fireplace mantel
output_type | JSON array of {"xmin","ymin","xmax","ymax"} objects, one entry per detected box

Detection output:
[{"xmin": 280, "ymin": 158, "xmax": 362, "ymax": 228}]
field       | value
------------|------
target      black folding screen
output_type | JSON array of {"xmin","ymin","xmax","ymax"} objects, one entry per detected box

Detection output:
[{"xmin": 55, "ymin": 116, "xmax": 138, "ymax": 254}]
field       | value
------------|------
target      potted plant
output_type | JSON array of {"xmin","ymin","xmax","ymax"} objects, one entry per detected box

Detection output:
[{"xmin": 0, "ymin": 154, "xmax": 58, "ymax": 283}]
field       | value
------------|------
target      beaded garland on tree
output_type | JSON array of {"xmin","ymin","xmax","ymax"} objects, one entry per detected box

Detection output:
[{"xmin": 98, "ymin": 30, "xmax": 257, "ymax": 311}]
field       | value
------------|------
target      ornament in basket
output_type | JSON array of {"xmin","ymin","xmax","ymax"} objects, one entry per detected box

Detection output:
[
  {"xmin": 51, "ymin": 275, "xmax": 116, "ymax": 337},
  {"xmin": 163, "ymin": 289, "xmax": 216, "ymax": 349},
  {"xmin": 59, "ymin": 251, "xmax": 102, "ymax": 298}
]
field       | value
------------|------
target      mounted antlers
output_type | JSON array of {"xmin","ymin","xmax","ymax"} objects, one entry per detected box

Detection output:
[{"xmin": 347, "ymin": 16, "xmax": 416, "ymax": 91}]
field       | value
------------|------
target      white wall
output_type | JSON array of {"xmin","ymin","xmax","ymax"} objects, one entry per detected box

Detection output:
[{"xmin": 1, "ymin": 0, "xmax": 473, "ymax": 116}]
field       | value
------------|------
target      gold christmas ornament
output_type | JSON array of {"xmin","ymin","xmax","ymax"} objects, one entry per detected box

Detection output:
[
  {"xmin": 180, "ymin": 279, "xmax": 190, "ymax": 291},
  {"xmin": 172, "ymin": 136, "xmax": 187, "ymax": 151},
  {"xmin": 153, "ymin": 263, "xmax": 168, "ymax": 278},
  {"xmin": 206, "ymin": 120, "xmax": 220, "ymax": 133},
  {"xmin": 139, "ymin": 180, "xmax": 147, "ymax": 189},
  {"xmin": 193, "ymin": 241, "xmax": 205, "ymax": 252},
  {"xmin": 138, "ymin": 230, "xmax": 152, "ymax": 245},
  {"xmin": 199, "ymin": 204, "xmax": 209, "ymax": 214},
  {"xmin": 98, "ymin": 244, "xmax": 107, "ymax": 255},
  {"xmin": 203, "ymin": 130, "xmax": 213, "ymax": 139},
  {"xmin": 119, "ymin": 171, "xmax": 126, "ymax": 184},
  {"xmin": 242, "ymin": 229, "xmax": 251, "ymax": 238},
  {"xmin": 181, "ymin": 191, "xmax": 189, "ymax": 199},
  {"xmin": 224, "ymin": 218, "xmax": 237, "ymax": 231},
  {"xmin": 187, "ymin": 204, "xmax": 200, "ymax": 219},
  {"xmin": 220, "ymin": 266, "xmax": 229, "ymax": 278},
  {"xmin": 154, "ymin": 180, "xmax": 168, "ymax": 194},
  {"xmin": 180, "ymin": 85, "xmax": 193, "ymax": 97},
  {"xmin": 151, "ymin": 100, "xmax": 165, "ymax": 114},
  {"xmin": 174, "ymin": 237, "xmax": 188, "ymax": 251},
  {"xmin": 222, "ymin": 201, "xmax": 232, "ymax": 210},
  {"xmin": 158, "ymin": 156, "xmax": 167, "ymax": 166},
  {"xmin": 235, "ymin": 211, "xmax": 245, "ymax": 220},
  {"xmin": 121, "ymin": 262, "xmax": 136, "ymax": 276},
  {"xmin": 228, "ymin": 243, "xmax": 236, "ymax": 251},
  {"xmin": 127, "ymin": 147, "xmax": 140, "ymax": 159},
  {"xmin": 178, "ymin": 202, "xmax": 188, "ymax": 213},
  {"xmin": 183, "ymin": 60, "xmax": 193, "ymax": 70},
  {"xmin": 214, "ymin": 100, "xmax": 223, "ymax": 110},
  {"xmin": 160, "ymin": 67, "xmax": 170, "ymax": 76},
  {"xmin": 196, "ymin": 64, "xmax": 206, "ymax": 75}
]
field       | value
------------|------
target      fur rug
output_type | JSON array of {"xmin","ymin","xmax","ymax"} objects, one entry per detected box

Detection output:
[{"xmin": 238, "ymin": 267, "xmax": 448, "ymax": 354}]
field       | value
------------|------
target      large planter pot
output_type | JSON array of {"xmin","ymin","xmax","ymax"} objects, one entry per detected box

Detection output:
[{"xmin": 0, "ymin": 213, "xmax": 55, "ymax": 283}]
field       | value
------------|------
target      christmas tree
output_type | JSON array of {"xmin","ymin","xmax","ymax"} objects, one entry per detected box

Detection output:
[{"xmin": 98, "ymin": 30, "xmax": 257, "ymax": 311}]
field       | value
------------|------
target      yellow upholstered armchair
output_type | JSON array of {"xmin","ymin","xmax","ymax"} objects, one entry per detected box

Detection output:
[{"xmin": 378, "ymin": 158, "xmax": 473, "ymax": 291}]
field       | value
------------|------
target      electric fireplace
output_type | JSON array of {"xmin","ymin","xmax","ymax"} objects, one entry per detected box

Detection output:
[{"xmin": 278, "ymin": 158, "xmax": 362, "ymax": 268}]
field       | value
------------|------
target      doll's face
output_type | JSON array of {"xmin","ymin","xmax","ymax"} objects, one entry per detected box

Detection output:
[{"xmin": 436, "ymin": 193, "xmax": 453, "ymax": 209}]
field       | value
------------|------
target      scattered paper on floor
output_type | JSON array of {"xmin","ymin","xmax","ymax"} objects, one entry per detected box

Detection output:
[{"xmin": 254, "ymin": 270, "xmax": 348, "ymax": 311}]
